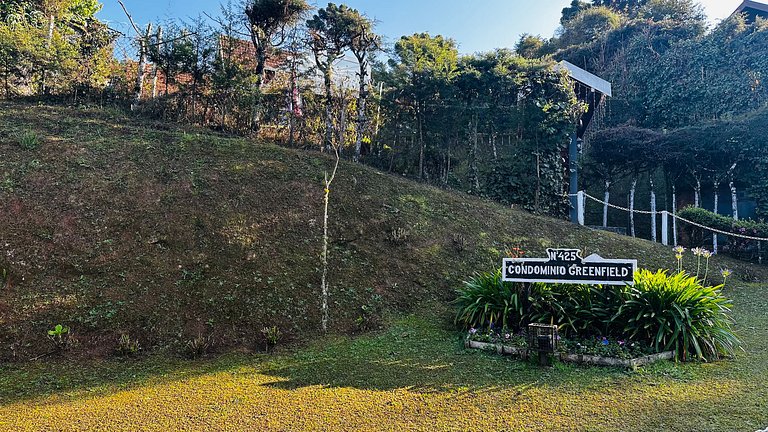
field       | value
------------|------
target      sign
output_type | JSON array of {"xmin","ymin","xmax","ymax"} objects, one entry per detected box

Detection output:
[{"xmin": 502, "ymin": 249, "xmax": 636, "ymax": 286}]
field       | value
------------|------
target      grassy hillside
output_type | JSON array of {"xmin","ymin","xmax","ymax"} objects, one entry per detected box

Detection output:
[{"xmin": 0, "ymin": 101, "xmax": 761, "ymax": 360}]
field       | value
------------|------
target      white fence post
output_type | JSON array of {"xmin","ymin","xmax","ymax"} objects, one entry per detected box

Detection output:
[
  {"xmin": 577, "ymin": 191, "xmax": 585, "ymax": 226},
  {"xmin": 661, "ymin": 211, "xmax": 669, "ymax": 246}
]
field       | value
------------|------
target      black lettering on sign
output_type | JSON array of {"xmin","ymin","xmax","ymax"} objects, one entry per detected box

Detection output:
[{"xmin": 502, "ymin": 248, "xmax": 637, "ymax": 286}]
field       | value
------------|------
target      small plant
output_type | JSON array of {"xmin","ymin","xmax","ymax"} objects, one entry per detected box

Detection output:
[
  {"xmin": 354, "ymin": 291, "xmax": 383, "ymax": 332},
  {"xmin": 720, "ymin": 268, "xmax": 732, "ymax": 286},
  {"xmin": 184, "ymin": 334, "xmax": 214, "ymax": 359},
  {"xmin": 387, "ymin": 227, "xmax": 410, "ymax": 244},
  {"xmin": 115, "ymin": 334, "xmax": 141, "ymax": 357},
  {"xmin": 261, "ymin": 326, "xmax": 282, "ymax": 352},
  {"xmin": 451, "ymin": 234, "xmax": 468, "ymax": 252},
  {"xmin": 47, "ymin": 324, "xmax": 70, "ymax": 351},
  {"xmin": 1, "ymin": 268, "xmax": 10, "ymax": 289},
  {"xmin": 17, "ymin": 130, "xmax": 40, "ymax": 150}
]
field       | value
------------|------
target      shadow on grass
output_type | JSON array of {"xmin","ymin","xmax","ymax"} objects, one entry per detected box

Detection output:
[
  {"xmin": 2, "ymin": 285, "xmax": 766, "ymax": 410},
  {"xmin": 0, "ymin": 314, "xmax": 616, "ymax": 405}
]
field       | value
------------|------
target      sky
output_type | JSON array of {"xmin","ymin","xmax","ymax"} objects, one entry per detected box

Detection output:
[{"xmin": 100, "ymin": 0, "xmax": 747, "ymax": 55}]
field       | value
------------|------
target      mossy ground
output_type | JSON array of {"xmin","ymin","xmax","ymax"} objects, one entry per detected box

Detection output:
[
  {"xmin": 1, "ymin": 282, "xmax": 766, "ymax": 431},
  {"xmin": 1, "ymin": 100, "xmax": 760, "ymax": 360}
]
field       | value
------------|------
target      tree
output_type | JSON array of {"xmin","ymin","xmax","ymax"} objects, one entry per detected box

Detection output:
[
  {"xmin": 244, "ymin": 0, "xmax": 309, "ymax": 81},
  {"xmin": 560, "ymin": 0, "xmax": 591, "ymax": 24},
  {"xmin": 514, "ymin": 33, "xmax": 545, "ymax": 58},
  {"xmin": 557, "ymin": 6, "xmax": 623, "ymax": 48},
  {"xmin": 591, "ymin": 0, "xmax": 649, "ymax": 15},
  {"xmin": 387, "ymin": 33, "xmax": 458, "ymax": 180},
  {"xmin": 347, "ymin": 10, "xmax": 380, "ymax": 162},
  {"xmin": 586, "ymin": 127, "xmax": 660, "ymax": 236},
  {"xmin": 306, "ymin": 3, "xmax": 359, "ymax": 151}
]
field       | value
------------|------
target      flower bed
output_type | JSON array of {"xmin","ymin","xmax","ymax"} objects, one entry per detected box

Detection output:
[{"xmin": 465, "ymin": 339, "xmax": 674, "ymax": 368}]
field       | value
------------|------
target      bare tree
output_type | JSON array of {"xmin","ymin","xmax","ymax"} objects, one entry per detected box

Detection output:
[
  {"xmin": 118, "ymin": 0, "xmax": 152, "ymax": 111},
  {"xmin": 320, "ymin": 146, "xmax": 340, "ymax": 332}
]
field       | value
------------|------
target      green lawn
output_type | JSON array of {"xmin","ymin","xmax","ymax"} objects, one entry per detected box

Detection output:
[{"xmin": 1, "ymin": 283, "xmax": 766, "ymax": 431}]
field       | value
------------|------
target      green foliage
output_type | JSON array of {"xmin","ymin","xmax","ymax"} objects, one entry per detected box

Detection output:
[
  {"xmin": 456, "ymin": 268, "xmax": 740, "ymax": 361},
  {"xmin": 558, "ymin": 6, "xmax": 623, "ymax": 48},
  {"xmin": 47, "ymin": 324, "xmax": 70, "ymax": 351},
  {"xmin": 184, "ymin": 334, "xmax": 214, "ymax": 359},
  {"xmin": 528, "ymin": 283, "xmax": 628, "ymax": 337},
  {"xmin": 453, "ymin": 269, "xmax": 524, "ymax": 330},
  {"xmin": 677, "ymin": 206, "xmax": 768, "ymax": 239},
  {"xmin": 16, "ymin": 130, "xmax": 39, "ymax": 150},
  {"xmin": 559, "ymin": 336, "xmax": 653, "ymax": 359},
  {"xmin": 115, "ymin": 333, "xmax": 141, "ymax": 357},
  {"xmin": 261, "ymin": 326, "xmax": 282, "ymax": 351},
  {"xmin": 616, "ymin": 269, "xmax": 739, "ymax": 361},
  {"xmin": 676, "ymin": 207, "xmax": 768, "ymax": 261}
]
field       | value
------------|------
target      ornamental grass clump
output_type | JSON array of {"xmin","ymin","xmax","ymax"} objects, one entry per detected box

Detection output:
[
  {"xmin": 527, "ymin": 282, "xmax": 628, "ymax": 338},
  {"xmin": 454, "ymin": 269, "xmax": 525, "ymax": 330},
  {"xmin": 616, "ymin": 269, "xmax": 740, "ymax": 361}
]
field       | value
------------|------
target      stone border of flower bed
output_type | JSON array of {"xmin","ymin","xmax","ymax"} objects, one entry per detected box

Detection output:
[{"xmin": 465, "ymin": 340, "xmax": 675, "ymax": 368}]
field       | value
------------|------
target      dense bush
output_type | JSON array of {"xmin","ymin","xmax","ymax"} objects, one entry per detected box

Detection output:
[
  {"xmin": 677, "ymin": 206, "xmax": 768, "ymax": 261},
  {"xmin": 527, "ymin": 283, "xmax": 627, "ymax": 337},
  {"xmin": 616, "ymin": 269, "xmax": 739, "ymax": 361},
  {"xmin": 456, "ymin": 268, "xmax": 740, "ymax": 361},
  {"xmin": 454, "ymin": 269, "xmax": 525, "ymax": 330},
  {"xmin": 677, "ymin": 207, "xmax": 768, "ymax": 239}
]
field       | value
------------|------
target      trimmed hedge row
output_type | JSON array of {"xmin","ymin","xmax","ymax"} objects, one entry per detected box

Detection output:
[{"xmin": 677, "ymin": 206, "xmax": 768, "ymax": 238}]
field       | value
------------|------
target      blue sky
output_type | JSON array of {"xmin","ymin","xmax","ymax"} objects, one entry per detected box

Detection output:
[{"xmin": 100, "ymin": 0, "xmax": 745, "ymax": 55}]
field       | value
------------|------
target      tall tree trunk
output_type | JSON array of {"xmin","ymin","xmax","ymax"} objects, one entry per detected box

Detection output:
[
  {"xmin": 323, "ymin": 67, "xmax": 334, "ymax": 152},
  {"xmin": 353, "ymin": 58, "xmax": 368, "ymax": 162},
  {"xmin": 151, "ymin": 26, "xmax": 162, "ymax": 98},
  {"xmin": 694, "ymin": 177, "xmax": 701, "ymax": 208},
  {"xmin": 672, "ymin": 183, "xmax": 678, "ymax": 246},
  {"xmin": 491, "ymin": 131, "xmax": 498, "ymax": 160},
  {"xmin": 133, "ymin": 23, "xmax": 152, "ymax": 111},
  {"xmin": 469, "ymin": 114, "xmax": 479, "ymax": 192},
  {"xmin": 629, "ymin": 178, "xmax": 637, "ymax": 238},
  {"xmin": 417, "ymin": 104, "xmax": 425, "ymax": 180},
  {"xmin": 337, "ymin": 95, "xmax": 347, "ymax": 151},
  {"xmin": 650, "ymin": 178, "xmax": 657, "ymax": 243},
  {"xmin": 40, "ymin": 14, "xmax": 55, "ymax": 95},
  {"xmin": 713, "ymin": 180, "xmax": 720, "ymax": 254},
  {"xmin": 603, "ymin": 180, "xmax": 610, "ymax": 228},
  {"xmin": 320, "ymin": 149, "xmax": 340, "ymax": 333},
  {"xmin": 730, "ymin": 180, "xmax": 738, "ymax": 220}
]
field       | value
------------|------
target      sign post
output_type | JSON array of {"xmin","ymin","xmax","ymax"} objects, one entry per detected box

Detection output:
[{"xmin": 502, "ymin": 248, "xmax": 636, "ymax": 286}]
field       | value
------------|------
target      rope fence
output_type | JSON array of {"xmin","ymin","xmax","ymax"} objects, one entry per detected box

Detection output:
[
  {"xmin": 581, "ymin": 192, "xmax": 768, "ymax": 242},
  {"xmin": 574, "ymin": 192, "xmax": 768, "ymax": 262}
]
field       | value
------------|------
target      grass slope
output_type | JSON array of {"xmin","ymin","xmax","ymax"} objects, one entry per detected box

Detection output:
[
  {"xmin": 0, "ymin": 101, "xmax": 762, "ymax": 360},
  {"xmin": 1, "ymin": 283, "xmax": 767, "ymax": 431}
]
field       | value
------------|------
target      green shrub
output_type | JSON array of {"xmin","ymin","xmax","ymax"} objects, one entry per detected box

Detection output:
[
  {"xmin": 115, "ymin": 334, "xmax": 141, "ymax": 357},
  {"xmin": 616, "ymin": 269, "xmax": 740, "ymax": 361},
  {"xmin": 261, "ymin": 326, "xmax": 282, "ymax": 352},
  {"xmin": 184, "ymin": 334, "xmax": 214, "ymax": 359},
  {"xmin": 528, "ymin": 283, "xmax": 628, "ymax": 337},
  {"xmin": 17, "ymin": 131, "xmax": 40, "ymax": 150},
  {"xmin": 454, "ymin": 269, "xmax": 525, "ymax": 330},
  {"xmin": 677, "ymin": 207, "xmax": 768, "ymax": 261},
  {"xmin": 677, "ymin": 206, "xmax": 768, "ymax": 238}
]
